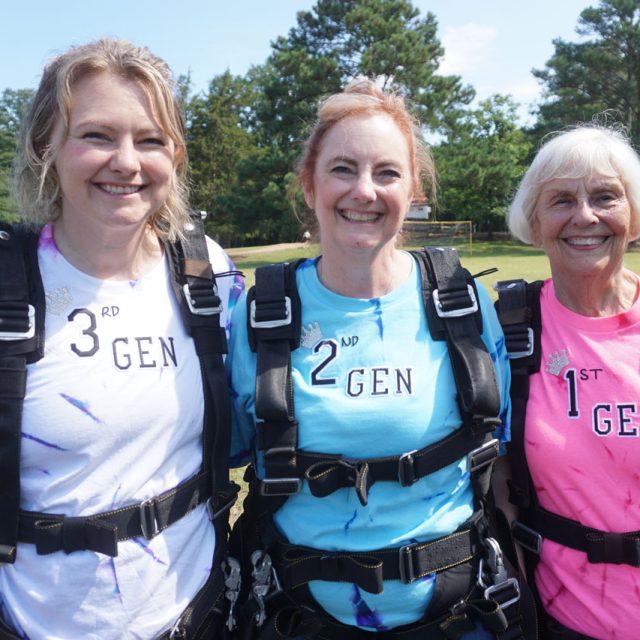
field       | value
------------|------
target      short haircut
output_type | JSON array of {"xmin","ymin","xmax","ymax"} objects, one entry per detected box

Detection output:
[
  {"xmin": 508, "ymin": 125, "xmax": 640, "ymax": 244},
  {"xmin": 14, "ymin": 38, "xmax": 189, "ymax": 241}
]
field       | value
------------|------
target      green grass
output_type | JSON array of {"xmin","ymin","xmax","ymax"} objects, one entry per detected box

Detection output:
[{"xmin": 230, "ymin": 239, "xmax": 640, "ymax": 295}]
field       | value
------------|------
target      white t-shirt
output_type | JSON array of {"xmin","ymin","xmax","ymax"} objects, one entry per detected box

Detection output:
[{"xmin": 0, "ymin": 224, "xmax": 245, "ymax": 639}]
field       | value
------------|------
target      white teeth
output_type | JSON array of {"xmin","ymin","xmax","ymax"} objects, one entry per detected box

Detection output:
[
  {"xmin": 339, "ymin": 209, "xmax": 381, "ymax": 222},
  {"xmin": 565, "ymin": 237, "xmax": 606, "ymax": 246},
  {"xmin": 101, "ymin": 184, "xmax": 141, "ymax": 195}
]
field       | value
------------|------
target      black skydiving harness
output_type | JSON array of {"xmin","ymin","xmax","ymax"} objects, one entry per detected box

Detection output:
[
  {"xmin": 231, "ymin": 248, "xmax": 532, "ymax": 640},
  {"xmin": 0, "ymin": 213, "xmax": 240, "ymax": 640},
  {"xmin": 496, "ymin": 279, "xmax": 640, "ymax": 578}
]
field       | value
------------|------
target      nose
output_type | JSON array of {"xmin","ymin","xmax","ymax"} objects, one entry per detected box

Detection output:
[
  {"xmin": 351, "ymin": 171, "xmax": 376, "ymax": 202},
  {"xmin": 572, "ymin": 198, "xmax": 599, "ymax": 225},
  {"xmin": 109, "ymin": 138, "xmax": 140, "ymax": 174}
]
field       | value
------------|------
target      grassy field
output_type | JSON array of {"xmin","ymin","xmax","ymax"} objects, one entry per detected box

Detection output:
[
  {"xmin": 227, "ymin": 239, "xmax": 640, "ymax": 521},
  {"xmin": 229, "ymin": 239, "xmax": 640, "ymax": 295}
]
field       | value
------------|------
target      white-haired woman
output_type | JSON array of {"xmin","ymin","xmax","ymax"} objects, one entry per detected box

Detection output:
[{"xmin": 502, "ymin": 125, "xmax": 640, "ymax": 640}]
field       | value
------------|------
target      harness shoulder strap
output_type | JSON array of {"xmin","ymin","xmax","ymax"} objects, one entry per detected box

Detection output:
[
  {"xmin": 495, "ymin": 278, "xmax": 542, "ymax": 509},
  {"xmin": 165, "ymin": 211, "xmax": 238, "ymax": 528},
  {"xmin": 413, "ymin": 247, "xmax": 501, "ymax": 422},
  {"xmin": 0, "ymin": 221, "xmax": 44, "ymax": 563}
]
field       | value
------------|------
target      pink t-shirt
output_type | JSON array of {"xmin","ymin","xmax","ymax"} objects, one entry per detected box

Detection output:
[{"xmin": 525, "ymin": 279, "xmax": 640, "ymax": 639}]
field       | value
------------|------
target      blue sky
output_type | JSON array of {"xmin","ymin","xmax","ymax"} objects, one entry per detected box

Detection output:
[{"xmin": 3, "ymin": 0, "xmax": 591, "ymax": 124}]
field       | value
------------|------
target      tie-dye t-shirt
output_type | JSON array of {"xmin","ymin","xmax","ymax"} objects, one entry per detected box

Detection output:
[
  {"xmin": 229, "ymin": 255, "xmax": 510, "ymax": 632},
  {"xmin": 525, "ymin": 279, "xmax": 640, "ymax": 640},
  {"xmin": 0, "ymin": 224, "xmax": 244, "ymax": 640}
]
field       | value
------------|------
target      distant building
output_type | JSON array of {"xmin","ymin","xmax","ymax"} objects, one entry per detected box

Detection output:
[{"xmin": 407, "ymin": 200, "xmax": 430, "ymax": 220}]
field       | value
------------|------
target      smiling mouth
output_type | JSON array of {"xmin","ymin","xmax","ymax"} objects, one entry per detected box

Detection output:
[
  {"xmin": 98, "ymin": 184, "xmax": 145, "ymax": 195},
  {"xmin": 338, "ymin": 209, "xmax": 382, "ymax": 222},
  {"xmin": 563, "ymin": 236, "xmax": 609, "ymax": 247}
]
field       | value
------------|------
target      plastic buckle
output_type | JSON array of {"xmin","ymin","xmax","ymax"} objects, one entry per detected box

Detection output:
[
  {"xmin": 139, "ymin": 498, "xmax": 159, "ymax": 539},
  {"xmin": 260, "ymin": 477, "xmax": 302, "ymax": 496},
  {"xmin": 250, "ymin": 297, "xmax": 292, "ymax": 329},
  {"xmin": 484, "ymin": 577, "xmax": 520, "ymax": 610},
  {"xmin": 468, "ymin": 439, "xmax": 499, "ymax": 474},
  {"xmin": 0, "ymin": 544, "xmax": 16, "ymax": 564},
  {"xmin": 432, "ymin": 286, "xmax": 478, "ymax": 318},
  {"xmin": 398, "ymin": 449, "xmax": 419, "ymax": 486},
  {"xmin": 182, "ymin": 283, "xmax": 222, "ymax": 316},
  {"xmin": 398, "ymin": 543, "xmax": 418, "ymax": 583},
  {"xmin": 508, "ymin": 328, "xmax": 534, "ymax": 359},
  {"xmin": 511, "ymin": 520, "xmax": 543, "ymax": 555},
  {"xmin": 0, "ymin": 304, "xmax": 35, "ymax": 340}
]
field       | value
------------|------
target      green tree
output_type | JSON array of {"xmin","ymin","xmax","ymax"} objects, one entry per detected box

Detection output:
[
  {"xmin": 434, "ymin": 95, "xmax": 532, "ymax": 234},
  {"xmin": 533, "ymin": 0, "xmax": 640, "ymax": 143},
  {"xmin": 185, "ymin": 72, "xmax": 257, "ymax": 245},
  {"xmin": 225, "ymin": 0, "xmax": 474, "ymax": 245},
  {"xmin": 0, "ymin": 88, "xmax": 33, "ymax": 221}
]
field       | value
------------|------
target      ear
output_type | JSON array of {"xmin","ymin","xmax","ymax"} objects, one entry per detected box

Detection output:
[
  {"xmin": 303, "ymin": 181, "xmax": 315, "ymax": 210},
  {"xmin": 529, "ymin": 213, "xmax": 542, "ymax": 247}
]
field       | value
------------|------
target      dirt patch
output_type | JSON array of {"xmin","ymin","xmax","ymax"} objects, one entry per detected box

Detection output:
[{"xmin": 226, "ymin": 242, "xmax": 308, "ymax": 260}]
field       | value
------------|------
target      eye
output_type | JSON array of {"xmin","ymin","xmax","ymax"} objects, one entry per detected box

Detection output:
[
  {"xmin": 141, "ymin": 136, "xmax": 166, "ymax": 146},
  {"xmin": 82, "ymin": 131, "xmax": 110, "ymax": 141},
  {"xmin": 330, "ymin": 164, "xmax": 353, "ymax": 175},
  {"xmin": 379, "ymin": 168, "xmax": 401, "ymax": 180}
]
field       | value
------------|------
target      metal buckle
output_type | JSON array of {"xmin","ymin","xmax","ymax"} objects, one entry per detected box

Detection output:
[
  {"xmin": 398, "ymin": 543, "xmax": 418, "ymax": 583},
  {"xmin": 484, "ymin": 577, "xmax": 520, "ymax": 610},
  {"xmin": 511, "ymin": 520, "xmax": 543, "ymax": 555},
  {"xmin": 250, "ymin": 297, "xmax": 292, "ymax": 329},
  {"xmin": 260, "ymin": 477, "xmax": 302, "ymax": 496},
  {"xmin": 139, "ymin": 498, "xmax": 159, "ymax": 539},
  {"xmin": 508, "ymin": 328, "xmax": 534, "ymax": 359},
  {"xmin": 222, "ymin": 557, "xmax": 241, "ymax": 631},
  {"xmin": 250, "ymin": 551, "xmax": 282, "ymax": 627},
  {"xmin": 182, "ymin": 283, "xmax": 222, "ymax": 316},
  {"xmin": 432, "ymin": 286, "xmax": 478, "ymax": 318},
  {"xmin": 398, "ymin": 449, "xmax": 419, "ymax": 486},
  {"xmin": 468, "ymin": 439, "xmax": 499, "ymax": 474},
  {"xmin": 0, "ymin": 304, "xmax": 35, "ymax": 340}
]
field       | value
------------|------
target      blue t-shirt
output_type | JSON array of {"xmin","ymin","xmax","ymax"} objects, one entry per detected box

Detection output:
[{"xmin": 229, "ymin": 255, "xmax": 510, "ymax": 632}]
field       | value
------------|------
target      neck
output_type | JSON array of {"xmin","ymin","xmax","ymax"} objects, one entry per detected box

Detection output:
[
  {"xmin": 552, "ymin": 268, "xmax": 638, "ymax": 316},
  {"xmin": 52, "ymin": 218, "xmax": 163, "ymax": 280},
  {"xmin": 317, "ymin": 246, "xmax": 411, "ymax": 298}
]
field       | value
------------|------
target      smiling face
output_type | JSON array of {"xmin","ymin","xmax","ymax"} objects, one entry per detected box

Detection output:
[
  {"xmin": 304, "ymin": 113, "xmax": 414, "ymax": 259},
  {"xmin": 52, "ymin": 71, "xmax": 175, "ymax": 234},
  {"xmin": 532, "ymin": 173, "xmax": 635, "ymax": 283}
]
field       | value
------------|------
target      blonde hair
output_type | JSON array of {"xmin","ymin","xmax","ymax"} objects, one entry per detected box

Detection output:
[
  {"xmin": 14, "ymin": 38, "xmax": 189, "ymax": 241},
  {"xmin": 508, "ymin": 125, "xmax": 640, "ymax": 244},
  {"xmin": 297, "ymin": 78, "xmax": 435, "ymax": 203}
]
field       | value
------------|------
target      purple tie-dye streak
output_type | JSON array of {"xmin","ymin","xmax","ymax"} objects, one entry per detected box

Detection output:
[
  {"xmin": 59, "ymin": 393, "xmax": 103, "ymax": 424},
  {"xmin": 133, "ymin": 538, "xmax": 168, "ymax": 565},
  {"xmin": 21, "ymin": 432, "xmax": 68, "ymax": 451},
  {"xmin": 38, "ymin": 224, "xmax": 58, "ymax": 255},
  {"xmin": 108, "ymin": 558, "xmax": 124, "ymax": 602},
  {"xmin": 350, "ymin": 585, "xmax": 387, "ymax": 631}
]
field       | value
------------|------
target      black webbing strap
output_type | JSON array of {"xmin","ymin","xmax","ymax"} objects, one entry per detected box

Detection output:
[
  {"xmin": 513, "ymin": 507, "xmax": 640, "ymax": 567},
  {"xmin": 248, "ymin": 262, "xmax": 302, "ymax": 497},
  {"xmin": 275, "ymin": 526, "xmax": 481, "ymax": 595},
  {"xmin": 495, "ymin": 279, "xmax": 543, "ymax": 511},
  {"xmin": 166, "ymin": 211, "xmax": 238, "ymax": 537},
  {"xmin": 301, "ymin": 427, "xmax": 499, "ymax": 506},
  {"xmin": 417, "ymin": 247, "xmax": 501, "ymax": 421},
  {"xmin": 18, "ymin": 471, "xmax": 211, "ymax": 557},
  {"xmin": 0, "ymin": 223, "xmax": 44, "ymax": 564}
]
